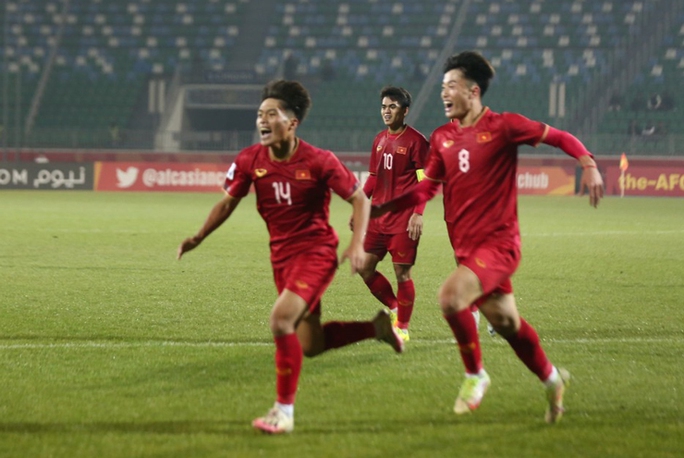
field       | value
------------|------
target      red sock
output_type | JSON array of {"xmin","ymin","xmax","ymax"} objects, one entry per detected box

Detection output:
[
  {"xmin": 503, "ymin": 318, "xmax": 553, "ymax": 381},
  {"xmin": 323, "ymin": 321, "xmax": 375, "ymax": 350},
  {"xmin": 396, "ymin": 279, "xmax": 415, "ymax": 329},
  {"xmin": 364, "ymin": 272, "xmax": 398, "ymax": 309},
  {"xmin": 274, "ymin": 333, "xmax": 302, "ymax": 405},
  {"xmin": 444, "ymin": 308, "xmax": 482, "ymax": 374}
]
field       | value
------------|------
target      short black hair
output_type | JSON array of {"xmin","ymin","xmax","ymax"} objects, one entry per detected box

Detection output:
[
  {"xmin": 442, "ymin": 51, "xmax": 495, "ymax": 97},
  {"xmin": 380, "ymin": 86, "xmax": 412, "ymax": 108},
  {"xmin": 261, "ymin": 80, "xmax": 312, "ymax": 122}
]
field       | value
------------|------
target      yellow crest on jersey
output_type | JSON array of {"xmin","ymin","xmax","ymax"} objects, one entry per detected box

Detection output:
[
  {"xmin": 477, "ymin": 132, "xmax": 492, "ymax": 143},
  {"xmin": 255, "ymin": 168, "xmax": 267, "ymax": 177}
]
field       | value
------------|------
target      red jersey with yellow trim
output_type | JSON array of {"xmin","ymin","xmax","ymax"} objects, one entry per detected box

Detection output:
[
  {"xmin": 368, "ymin": 125, "xmax": 429, "ymax": 234},
  {"xmin": 224, "ymin": 139, "xmax": 359, "ymax": 267},
  {"xmin": 424, "ymin": 108, "xmax": 546, "ymax": 255}
]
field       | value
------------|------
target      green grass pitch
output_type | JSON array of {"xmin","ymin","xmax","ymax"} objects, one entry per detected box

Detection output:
[{"xmin": 1, "ymin": 191, "xmax": 682, "ymax": 457}]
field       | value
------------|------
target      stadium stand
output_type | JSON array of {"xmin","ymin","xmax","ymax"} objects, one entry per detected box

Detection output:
[
  {"xmin": 1, "ymin": 0, "xmax": 249, "ymax": 148},
  {"xmin": 255, "ymin": 0, "xmax": 660, "ymax": 150},
  {"xmin": 596, "ymin": 11, "xmax": 684, "ymax": 154},
  {"xmin": 256, "ymin": 0, "xmax": 460, "ymax": 149},
  {"xmin": 0, "ymin": 0, "xmax": 681, "ymax": 154},
  {"xmin": 413, "ymin": 0, "xmax": 654, "ymax": 138}
]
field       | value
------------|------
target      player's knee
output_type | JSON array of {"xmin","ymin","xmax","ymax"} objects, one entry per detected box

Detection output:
[
  {"xmin": 438, "ymin": 296, "xmax": 454, "ymax": 315},
  {"xmin": 393, "ymin": 265, "xmax": 412, "ymax": 282},
  {"xmin": 269, "ymin": 313, "xmax": 296, "ymax": 335},
  {"xmin": 488, "ymin": 314, "xmax": 519, "ymax": 337},
  {"xmin": 357, "ymin": 266, "xmax": 375, "ymax": 282},
  {"xmin": 437, "ymin": 286, "xmax": 467, "ymax": 315}
]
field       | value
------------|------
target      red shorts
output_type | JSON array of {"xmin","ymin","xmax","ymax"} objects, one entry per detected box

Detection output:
[
  {"xmin": 449, "ymin": 226, "xmax": 520, "ymax": 299},
  {"xmin": 272, "ymin": 248, "xmax": 338, "ymax": 314},
  {"xmin": 363, "ymin": 230, "xmax": 419, "ymax": 265}
]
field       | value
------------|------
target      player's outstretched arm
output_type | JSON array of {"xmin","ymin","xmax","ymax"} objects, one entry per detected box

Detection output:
[
  {"xmin": 350, "ymin": 174, "xmax": 377, "ymax": 231},
  {"xmin": 542, "ymin": 127, "xmax": 605, "ymax": 207},
  {"xmin": 177, "ymin": 193, "xmax": 241, "ymax": 259},
  {"xmin": 370, "ymin": 178, "xmax": 440, "ymax": 218},
  {"xmin": 577, "ymin": 156, "xmax": 604, "ymax": 208},
  {"xmin": 340, "ymin": 187, "xmax": 370, "ymax": 274},
  {"xmin": 362, "ymin": 173, "xmax": 377, "ymax": 198}
]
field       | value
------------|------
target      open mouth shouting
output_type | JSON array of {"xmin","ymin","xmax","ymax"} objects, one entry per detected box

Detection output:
[{"xmin": 259, "ymin": 128, "xmax": 273, "ymax": 143}]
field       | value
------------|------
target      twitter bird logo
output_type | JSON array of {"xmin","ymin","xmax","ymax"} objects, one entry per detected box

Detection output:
[{"xmin": 116, "ymin": 167, "xmax": 139, "ymax": 188}]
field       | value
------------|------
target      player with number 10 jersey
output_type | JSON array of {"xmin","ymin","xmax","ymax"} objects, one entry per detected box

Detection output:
[
  {"xmin": 356, "ymin": 86, "xmax": 429, "ymax": 341},
  {"xmin": 367, "ymin": 124, "xmax": 428, "ymax": 236}
]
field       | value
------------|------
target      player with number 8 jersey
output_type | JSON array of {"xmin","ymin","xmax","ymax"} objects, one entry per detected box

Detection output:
[
  {"xmin": 371, "ymin": 51, "xmax": 604, "ymax": 422},
  {"xmin": 426, "ymin": 111, "xmax": 540, "ymax": 255}
]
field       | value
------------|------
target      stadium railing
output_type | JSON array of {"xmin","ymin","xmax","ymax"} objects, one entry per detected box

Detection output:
[{"xmin": 10, "ymin": 129, "xmax": 684, "ymax": 157}]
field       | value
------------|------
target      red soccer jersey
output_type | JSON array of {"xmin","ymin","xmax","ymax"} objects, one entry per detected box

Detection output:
[
  {"xmin": 224, "ymin": 139, "xmax": 359, "ymax": 267},
  {"xmin": 367, "ymin": 125, "xmax": 429, "ymax": 234},
  {"xmin": 424, "ymin": 108, "xmax": 547, "ymax": 256}
]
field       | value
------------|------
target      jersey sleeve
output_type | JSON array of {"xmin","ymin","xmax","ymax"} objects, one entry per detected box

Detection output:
[
  {"xmin": 423, "ymin": 136, "xmax": 446, "ymax": 182},
  {"xmin": 502, "ymin": 112, "xmax": 547, "ymax": 146},
  {"xmin": 320, "ymin": 150, "xmax": 360, "ymax": 200},
  {"xmin": 413, "ymin": 135, "xmax": 430, "ymax": 169},
  {"xmin": 223, "ymin": 154, "xmax": 252, "ymax": 198},
  {"xmin": 362, "ymin": 173, "xmax": 376, "ymax": 197},
  {"xmin": 368, "ymin": 135, "xmax": 380, "ymax": 174}
]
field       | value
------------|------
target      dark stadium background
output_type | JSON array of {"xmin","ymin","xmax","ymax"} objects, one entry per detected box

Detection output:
[{"xmin": 1, "ymin": 0, "xmax": 682, "ymax": 158}]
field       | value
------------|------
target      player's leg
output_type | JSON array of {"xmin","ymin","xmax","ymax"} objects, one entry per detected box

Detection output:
[
  {"xmin": 439, "ymin": 264, "xmax": 484, "ymax": 370},
  {"xmin": 296, "ymin": 309, "xmax": 326, "ymax": 356},
  {"xmin": 293, "ymin": 248, "xmax": 403, "ymax": 355},
  {"xmin": 444, "ymin": 234, "xmax": 524, "ymax": 414},
  {"xmin": 359, "ymin": 232, "xmax": 398, "ymax": 318},
  {"xmin": 438, "ymin": 265, "xmax": 491, "ymax": 414},
  {"xmin": 388, "ymin": 230, "xmax": 419, "ymax": 340},
  {"xmin": 254, "ymin": 250, "xmax": 337, "ymax": 434},
  {"xmin": 469, "ymin": 300, "xmax": 495, "ymax": 336},
  {"xmin": 297, "ymin": 307, "xmax": 404, "ymax": 356},
  {"xmin": 479, "ymin": 293, "xmax": 570, "ymax": 423},
  {"xmin": 477, "ymin": 292, "xmax": 520, "ymax": 335},
  {"xmin": 253, "ymin": 289, "xmax": 308, "ymax": 434},
  {"xmin": 392, "ymin": 263, "xmax": 413, "ymax": 341}
]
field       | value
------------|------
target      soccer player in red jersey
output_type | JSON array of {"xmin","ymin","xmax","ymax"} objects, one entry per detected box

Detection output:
[
  {"xmin": 177, "ymin": 80, "xmax": 403, "ymax": 434},
  {"xmin": 371, "ymin": 51, "xmax": 604, "ymax": 423},
  {"xmin": 356, "ymin": 86, "xmax": 429, "ymax": 342}
]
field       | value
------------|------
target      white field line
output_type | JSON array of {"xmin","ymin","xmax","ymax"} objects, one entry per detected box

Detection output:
[{"xmin": 0, "ymin": 336, "xmax": 681, "ymax": 350}]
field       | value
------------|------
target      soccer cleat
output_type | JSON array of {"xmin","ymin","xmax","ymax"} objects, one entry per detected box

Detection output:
[
  {"xmin": 252, "ymin": 405, "xmax": 294, "ymax": 434},
  {"xmin": 454, "ymin": 371, "xmax": 491, "ymax": 415},
  {"xmin": 372, "ymin": 309, "xmax": 404, "ymax": 353},
  {"xmin": 394, "ymin": 327, "xmax": 410, "ymax": 342},
  {"xmin": 545, "ymin": 368, "xmax": 571, "ymax": 424},
  {"xmin": 389, "ymin": 308, "xmax": 399, "ymax": 327}
]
